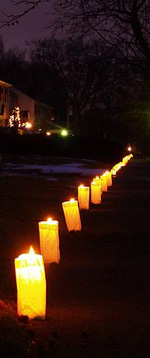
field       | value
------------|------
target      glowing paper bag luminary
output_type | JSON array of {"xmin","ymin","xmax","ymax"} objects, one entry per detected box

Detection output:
[
  {"xmin": 101, "ymin": 174, "xmax": 108, "ymax": 192},
  {"xmin": 105, "ymin": 171, "xmax": 112, "ymax": 187},
  {"xmin": 62, "ymin": 198, "xmax": 82, "ymax": 231},
  {"xmin": 93, "ymin": 176, "xmax": 103, "ymax": 194},
  {"xmin": 122, "ymin": 156, "xmax": 128, "ymax": 165},
  {"xmin": 78, "ymin": 184, "xmax": 90, "ymax": 210},
  {"xmin": 93, "ymin": 176, "xmax": 101, "ymax": 185},
  {"xmin": 122, "ymin": 154, "xmax": 133, "ymax": 165},
  {"xmin": 95, "ymin": 175, "xmax": 103, "ymax": 188},
  {"xmin": 38, "ymin": 218, "xmax": 60, "ymax": 264},
  {"xmin": 91, "ymin": 180, "xmax": 101, "ymax": 204},
  {"xmin": 15, "ymin": 247, "xmax": 46, "ymax": 320},
  {"xmin": 111, "ymin": 168, "xmax": 116, "ymax": 176},
  {"xmin": 118, "ymin": 161, "xmax": 124, "ymax": 169},
  {"xmin": 111, "ymin": 163, "xmax": 120, "ymax": 174}
]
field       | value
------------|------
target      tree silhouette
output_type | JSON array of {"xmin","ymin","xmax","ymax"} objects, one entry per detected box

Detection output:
[{"xmin": 51, "ymin": 0, "xmax": 150, "ymax": 70}]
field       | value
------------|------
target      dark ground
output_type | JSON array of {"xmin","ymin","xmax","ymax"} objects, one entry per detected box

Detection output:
[{"xmin": 0, "ymin": 158, "xmax": 150, "ymax": 357}]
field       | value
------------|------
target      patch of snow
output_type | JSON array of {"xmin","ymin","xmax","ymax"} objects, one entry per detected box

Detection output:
[{"xmin": 4, "ymin": 162, "xmax": 105, "ymax": 176}]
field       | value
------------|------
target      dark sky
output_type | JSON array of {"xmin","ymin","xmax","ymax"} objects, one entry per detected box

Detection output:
[{"xmin": 0, "ymin": 0, "xmax": 53, "ymax": 52}]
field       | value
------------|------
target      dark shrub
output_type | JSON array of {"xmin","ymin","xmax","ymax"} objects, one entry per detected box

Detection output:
[{"xmin": 0, "ymin": 133, "xmax": 123, "ymax": 162}]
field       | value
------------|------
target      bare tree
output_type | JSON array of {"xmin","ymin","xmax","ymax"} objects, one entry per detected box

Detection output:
[
  {"xmin": 1, "ymin": 0, "xmax": 150, "ymax": 66},
  {"xmin": 29, "ymin": 37, "xmax": 104, "ymax": 133},
  {"xmin": 51, "ymin": 1, "xmax": 150, "ymax": 67}
]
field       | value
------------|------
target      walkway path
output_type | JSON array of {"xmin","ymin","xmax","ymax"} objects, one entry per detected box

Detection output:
[
  {"xmin": 44, "ymin": 158, "xmax": 150, "ymax": 358},
  {"xmin": 1, "ymin": 158, "xmax": 150, "ymax": 358}
]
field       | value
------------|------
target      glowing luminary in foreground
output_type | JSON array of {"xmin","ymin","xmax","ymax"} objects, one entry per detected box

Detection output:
[
  {"xmin": 91, "ymin": 180, "xmax": 101, "ymax": 204},
  {"xmin": 39, "ymin": 218, "xmax": 60, "ymax": 264},
  {"xmin": 62, "ymin": 198, "xmax": 82, "ymax": 231},
  {"xmin": 78, "ymin": 184, "xmax": 90, "ymax": 210},
  {"xmin": 15, "ymin": 247, "xmax": 46, "ymax": 320}
]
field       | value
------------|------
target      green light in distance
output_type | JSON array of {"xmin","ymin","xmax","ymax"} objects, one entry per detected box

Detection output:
[{"xmin": 61, "ymin": 129, "xmax": 68, "ymax": 136}]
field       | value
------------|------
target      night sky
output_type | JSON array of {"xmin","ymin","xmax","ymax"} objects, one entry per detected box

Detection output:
[{"xmin": 0, "ymin": 0, "xmax": 53, "ymax": 52}]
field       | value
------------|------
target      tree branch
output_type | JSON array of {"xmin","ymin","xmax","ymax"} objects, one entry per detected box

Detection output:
[{"xmin": 0, "ymin": 0, "xmax": 44, "ymax": 28}]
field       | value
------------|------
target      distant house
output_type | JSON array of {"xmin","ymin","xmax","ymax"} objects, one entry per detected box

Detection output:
[
  {"xmin": 0, "ymin": 79, "xmax": 63, "ymax": 133},
  {"xmin": 0, "ymin": 80, "xmax": 12, "ymax": 126},
  {"xmin": 9, "ymin": 87, "xmax": 55, "ymax": 132},
  {"xmin": 10, "ymin": 87, "xmax": 36, "ymax": 127},
  {"xmin": 0, "ymin": 79, "xmax": 70, "ymax": 135},
  {"xmin": 0, "ymin": 79, "xmax": 37, "ymax": 128}
]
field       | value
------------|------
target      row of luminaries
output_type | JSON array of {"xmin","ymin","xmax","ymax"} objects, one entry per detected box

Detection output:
[{"xmin": 15, "ymin": 154, "xmax": 133, "ymax": 320}]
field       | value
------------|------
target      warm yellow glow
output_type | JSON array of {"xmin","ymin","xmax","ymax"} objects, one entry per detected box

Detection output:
[
  {"xmin": 122, "ymin": 154, "xmax": 133, "ymax": 165},
  {"xmin": 104, "ymin": 171, "xmax": 109, "ymax": 175},
  {"xmin": 101, "ymin": 171, "xmax": 112, "ymax": 188},
  {"xmin": 28, "ymin": 246, "xmax": 36, "ymax": 264},
  {"xmin": 46, "ymin": 131, "xmax": 51, "ymax": 136},
  {"xmin": 93, "ymin": 176, "xmax": 102, "ymax": 193},
  {"xmin": 25, "ymin": 122, "xmax": 32, "ymax": 129},
  {"xmin": 93, "ymin": 176, "xmax": 101, "ymax": 183},
  {"xmin": 101, "ymin": 174, "xmax": 108, "ymax": 192},
  {"xmin": 111, "ymin": 169, "xmax": 116, "ymax": 176},
  {"xmin": 105, "ymin": 171, "xmax": 112, "ymax": 187},
  {"xmin": 91, "ymin": 180, "xmax": 101, "ymax": 204},
  {"xmin": 17, "ymin": 246, "xmax": 36, "ymax": 263},
  {"xmin": 107, "ymin": 170, "xmax": 112, "ymax": 187},
  {"xmin": 110, "ymin": 154, "xmax": 133, "ymax": 176},
  {"xmin": 112, "ymin": 162, "xmax": 124, "ymax": 173},
  {"xmin": 29, "ymin": 246, "xmax": 34, "ymax": 255},
  {"xmin": 61, "ymin": 129, "xmax": 68, "ymax": 136},
  {"xmin": 78, "ymin": 184, "xmax": 90, "ymax": 210},
  {"xmin": 127, "ymin": 145, "xmax": 132, "ymax": 152},
  {"xmin": 15, "ymin": 248, "xmax": 46, "ymax": 320},
  {"xmin": 62, "ymin": 199, "xmax": 81, "ymax": 231},
  {"xmin": 39, "ymin": 219, "xmax": 60, "ymax": 264}
]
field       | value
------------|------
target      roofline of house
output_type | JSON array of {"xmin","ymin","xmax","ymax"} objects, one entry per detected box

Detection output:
[
  {"xmin": 10, "ymin": 87, "xmax": 36, "ymax": 104},
  {"xmin": 11, "ymin": 89, "xmax": 54, "ymax": 111},
  {"xmin": 36, "ymin": 100, "xmax": 54, "ymax": 111},
  {"xmin": 0, "ymin": 80, "xmax": 12, "ymax": 88}
]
